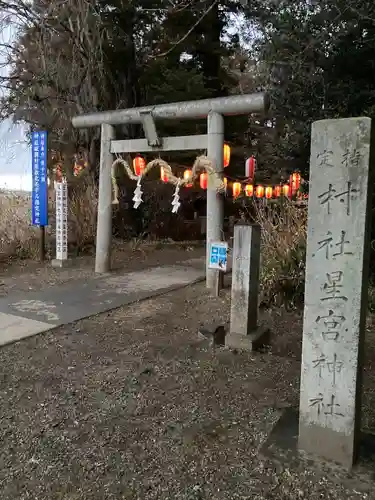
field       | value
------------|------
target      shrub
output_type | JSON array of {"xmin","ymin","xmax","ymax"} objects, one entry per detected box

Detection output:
[
  {"xmin": 258, "ymin": 200, "xmax": 307, "ymax": 309},
  {"xmin": 239, "ymin": 199, "xmax": 307, "ymax": 309}
]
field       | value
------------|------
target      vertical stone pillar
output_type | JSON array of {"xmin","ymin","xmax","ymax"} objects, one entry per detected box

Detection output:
[
  {"xmin": 95, "ymin": 123, "xmax": 115, "ymax": 274},
  {"xmin": 299, "ymin": 117, "xmax": 373, "ymax": 468},
  {"xmin": 226, "ymin": 223, "xmax": 268, "ymax": 350},
  {"xmin": 206, "ymin": 112, "xmax": 224, "ymax": 290}
]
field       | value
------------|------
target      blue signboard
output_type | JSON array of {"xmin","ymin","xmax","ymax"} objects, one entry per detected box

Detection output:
[
  {"xmin": 209, "ymin": 241, "xmax": 228, "ymax": 271},
  {"xmin": 31, "ymin": 131, "xmax": 48, "ymax": 226}
]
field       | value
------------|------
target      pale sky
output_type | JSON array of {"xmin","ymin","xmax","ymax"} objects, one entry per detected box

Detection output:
[
  {"xmin": 0, "ymin": 20, "xmax": 32, "ymax": 192},
  {"xmin": 0, "ymin": 119, "xmax": 31, "ymax": 191}
]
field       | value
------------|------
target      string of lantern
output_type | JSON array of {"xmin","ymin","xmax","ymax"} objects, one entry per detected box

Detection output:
[
  {"xmin": 123, "ymin": 147, "xmax": 304, "ymax": 203},
  {"xmin": 110, "ymin": 143, "xmax": 233, "ymax": 208},
  {"xmin": 110, "ymin": 154, "xmax": 226, "ymax": 210},
  {"xmin": 221, "ymin": 172, "xmax": 305, "ymax": 200},
  {"xmin": 52, "ymin": 143, "xmax": 306, "ymax": 210}
]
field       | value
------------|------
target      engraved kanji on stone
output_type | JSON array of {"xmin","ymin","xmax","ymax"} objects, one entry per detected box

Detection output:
[
  {"xmin": 317, "ymin": 150, "xmax": 334, "ymax": 168},
  {"xmin": 318, "ymin": 182, "xmax": 358, "ymax": 216},
  {"xmin": 327, "ymin": 354, "xmax": 344, "ymax": 385},
  {"xmin": 316, "ymin": 310, "xmax": 346, "ymax": 341},
  {"xmin": 324, "ymin": 394, "xmax": 344, "ymax": 417},
  {"xmin": 309, "ymin": 393, "xmax": 324, "ymax": 415},
  {"xmin": 312, "ymin": 355, "xmax": 327, "ymax": 378},
  {"xmin": 308, "ymin": 393, "xmax": 344, "ymax": 417},
  {"xmin": 313, "ymin": 230, "xmax": 353, "ymax": 260},
  {"xmin": 335, "ymin": 182, "xmax": 359, "ymax": 216},
  {"xmin": 333, "ymin": 230, "xmax": 353, "ymax": 257},
  {"xmin": 318, "ymin": 184, "xmax": 336, "ymax": 215},
  {"xmin": 342, "ymin": 148, "xmax": 361, "ymax": 169},
  {"xmin": 312, "ymin": 353, "xmax": 344, "ymax": 384},
  {"xmin": 320, "ymin": 271, "xmax": 348, "ymax": 302}
]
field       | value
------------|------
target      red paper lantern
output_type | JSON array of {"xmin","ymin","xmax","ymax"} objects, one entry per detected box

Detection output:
[
  {"xmin": 245, "ymin": 156, "xmax": 256, "ymax": 179},
  {"xmin": 73, "ymin": 164, "xmax": 83, "ymax": 177},
  {"xmin": 160, "ymin": 166, "xmax": 168, "ymax": 183},
  {"xmin": 282, "ymin": 184, "xmax": 290, "ymax": 197},
  {"xmin": 245, "ymin": 184, "xmax": 254, "ymax": 197},
  {"xmin": 223, "ymin": 144, "xmax": 231, "ymax": 168},
  {"xmin": 274, "ymin": 185, "xmax": 281, "ymax": 197},
  {"xmin": 265, "ymin": 186, "xmax": 273, "ymax": 199},
  {"xmin": 184, "ymin": 169, "xmax": 193, "ymax": 187},
  {"xmin": 55, "ymin": 165, "xmax": 63, "ymax": 181},
  {"xmin": 291, "ymin": 172, "xmax": 301, "ymax": 192},
  {"xmin": 200, "ymin": 172, "xmax": 208, "ymax": 189},
  {"xmin": 133, "ymin": 156, "xmax": 146, "ymax": 176},
  {"xmin": 232, "ymin": 182, "xmax": 241, "ymax": 198},
  {"xmin": 223, "ymin": 177, "xmax": 228, "ymax": 190},
  {"xmin": 255, "ymin": 185, "xmax": 264, "ymax": 198}
]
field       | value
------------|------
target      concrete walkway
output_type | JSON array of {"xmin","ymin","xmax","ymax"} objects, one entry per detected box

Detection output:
[{"xmin": 0, "ymin": 257, "xmax": 205, "ymax": 347}]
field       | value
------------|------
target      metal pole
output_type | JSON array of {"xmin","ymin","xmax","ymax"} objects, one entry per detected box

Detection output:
[
  {"xmin": 95, "ymin": 124, "xmax": 115, "ymax": 273},
  {"xmin": 206, "ymin": 112, "xmax": 224, "ymax": 290},
  {"xmin": 39, "ymin": 225, "xmax": 45, "ymax": 262}
]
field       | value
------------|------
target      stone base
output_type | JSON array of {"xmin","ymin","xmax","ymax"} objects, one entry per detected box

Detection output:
[
  {"xmin": 51, "ymin": 258, "xmax": 71, "ymax": 268},
  {"xmin": 260, "ymin": 407, "xmax": 375, "ymax": 475},
  {"xmin": 225, "ymin": 325, "xmax": 270, "ymax": 351},
  {"xmin": 198, "ymin": 324, "xmax": 226, "ymax": 347}
]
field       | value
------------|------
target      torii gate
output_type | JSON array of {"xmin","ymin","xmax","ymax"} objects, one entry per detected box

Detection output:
[{"xmin": 72, "ymin": 93, "xmax": 269, "ymax": 290}]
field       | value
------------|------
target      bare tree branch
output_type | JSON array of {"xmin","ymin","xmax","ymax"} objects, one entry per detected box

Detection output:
[{"xmin": 156, "ymin": 0, "xmax": 219, "ymax": 58}]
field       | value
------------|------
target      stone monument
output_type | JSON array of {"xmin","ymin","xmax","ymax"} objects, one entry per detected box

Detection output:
[
  {"xmin": 225, "ymin": 223, "xmax": 269, "ymax": 350},
  {"xmin": 299, "ymin": 117, "xmax": 373, "ymax": 468}
]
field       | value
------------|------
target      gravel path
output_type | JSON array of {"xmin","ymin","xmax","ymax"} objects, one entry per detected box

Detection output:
[{"xmin": 0, "ymin": 282, "xmax": 374, "ymax": 499}]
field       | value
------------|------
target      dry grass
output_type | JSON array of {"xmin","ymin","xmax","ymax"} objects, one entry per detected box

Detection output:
[
  {"xmin": 0, "ymin": 179, "xmax": 99, "ymax": 263},
  {"xmin": 259, "ymin": 201, "xmax": 307, "ymax": 308},
  {"xmin": 67, "ymin": 179, "xmax": 98, "ymax": 253},
  {"xmin": 245, "ymin": 200, "xmax": 307, "ymax": 308},
  {"xmin": 0, "ymin": 191, "xmax": 40, "ymax": 262}
]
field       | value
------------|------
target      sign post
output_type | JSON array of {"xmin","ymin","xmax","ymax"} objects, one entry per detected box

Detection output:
[
  {"xmin": 31, "ymin": 131, "xmax": 48, "ymax": 261},
  {"xmin": 208, "ymin": 241, "xmax": 228, "ymax": 296},
  {"xmin": 209, "ymin": 241, "xmax": 228, "ymax": 271}
]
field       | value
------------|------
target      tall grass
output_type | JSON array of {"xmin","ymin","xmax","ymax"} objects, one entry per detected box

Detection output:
[
  {"xmin": 0, "ymin": 191, "xmax": 39, "ymax": 261},
  {"xmin": 67, "ymin": 180, "xmax": 98, "ymax": 254},
  {"xmin": 236, "ymin": 199, "xmax": 307, "ymax": 308},
  {"xmin": 0, "ymin": 179, "xmax": 98, "ymax": 263},
  {"xmin": 256, "ymin": 200, "xmax": 307, "ymax": 308}
]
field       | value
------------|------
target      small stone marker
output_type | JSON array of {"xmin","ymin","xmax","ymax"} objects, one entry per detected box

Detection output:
[
  {"xmin": 226, "ymin": 223, "xmax": 269, "ymax": 350},
  {"xmin": 299, "ymin": 117, "xmax": 373, "ymax": 468},
  {"xmin": 52, "ymin": 181, "xmax": 70, "ymax": 268}
]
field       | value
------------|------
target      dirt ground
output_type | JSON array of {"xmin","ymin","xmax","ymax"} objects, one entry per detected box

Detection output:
[
  {"xmin": 0, "ymin": 241, "xmax": 205, "ymax": 296},
  {"xmin": 1, "ymin": 273, "xmax": 375, "ymax": 499}
]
